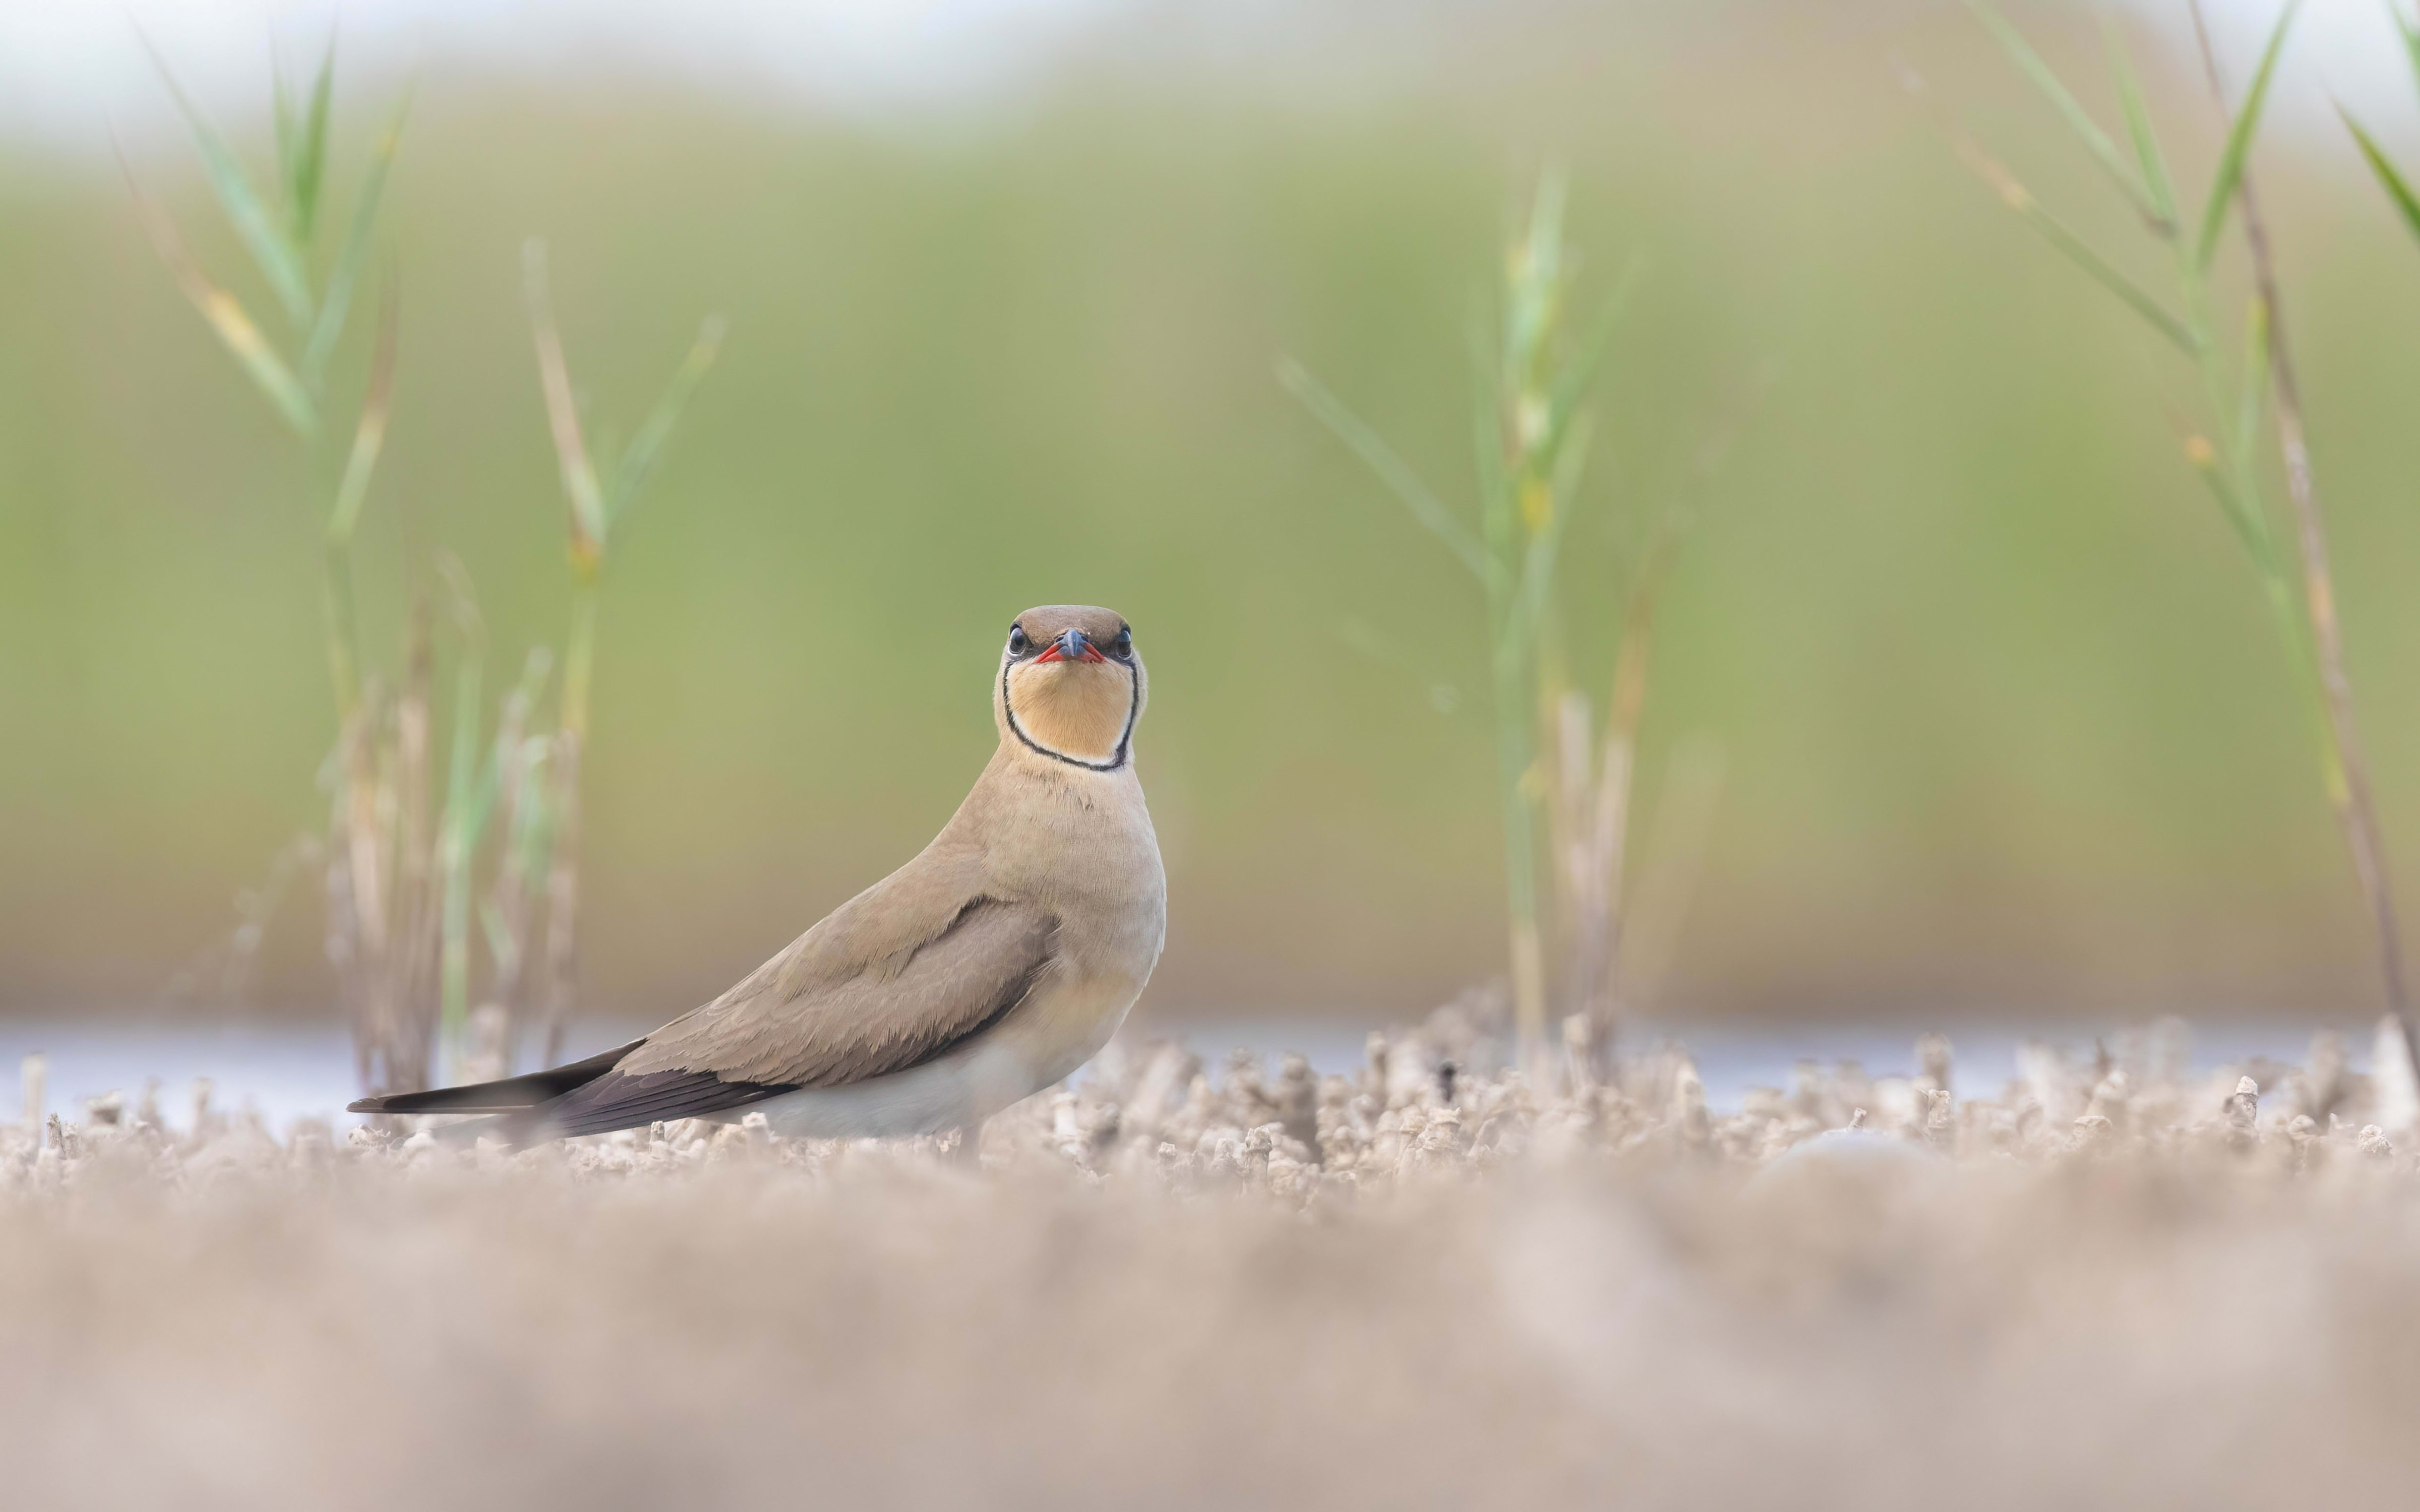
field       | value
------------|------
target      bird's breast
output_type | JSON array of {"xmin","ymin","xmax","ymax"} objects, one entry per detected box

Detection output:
[
  {"xmin": 979, "ymin": 764, "xmax": 1166, "ymax": 1072},
  {"xmin": 987, "ymin": 768, "xmax": 1165, "ymax": 920}
]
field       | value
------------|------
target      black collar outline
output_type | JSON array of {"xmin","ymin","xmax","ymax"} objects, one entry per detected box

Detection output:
[{"xmin": 1000, "ymin": 654, "xmax": 1140, "ymax": 772}]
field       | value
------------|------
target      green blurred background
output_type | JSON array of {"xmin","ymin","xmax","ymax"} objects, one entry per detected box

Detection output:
[{"xmin": 7, "ymin": 0, "xmax": 2420, "ymax": 1032}]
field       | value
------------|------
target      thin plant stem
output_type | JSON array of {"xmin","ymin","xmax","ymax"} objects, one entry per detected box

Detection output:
[
  {"xmin": 1287, "ymin": 173, "xmax": 1622, "ymax": 1079},
  {"xmin": 541, "ymin": 582, "xmax": 598, "ymax": 1065},
  {"xmin": 133, "ymin": 38, "xmax": 450, "ymax": 1098},
  {"xmin": 1956, "ymin": 3, "xmax": 2412, "ymax": 1071},
  {"xmin": 1579, "ymin": 575, "xmax": 1658, "ymax": 1035},
  {"xmin": 1489, "ymin": 633, "xmax": 1548, "ymax": 1069},
  {"xmin": 323, "ymin": 762, "xmax": 365, "ymax": 1087},
  {"xmin": 561, "ymin": 579, "xmax": 598, "ymax": 748},
  {"xmin": 436, "ymin": 583, "xmax": 486, "ymax": 1077},
  {"xmin": 520, "ymin": 248, "xmax": 722, "ymax": 1064},
  {"xmin": 340, "ymin": 685, "xmax": 391, "ymax": 1084},
  {"xmin": 477, "ymin": 650, "xmax": 551, "ymax": 1075},
  {"xmin": 2188, "ymin": 0, "xmax": 2417, "ymax": 1056},
  {"xmin": 391, "ymin": 601, "xmax": 438, "ymax": 1095}
]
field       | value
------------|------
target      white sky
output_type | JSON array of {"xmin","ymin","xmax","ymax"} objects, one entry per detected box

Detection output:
[
  {"xmin": 2, "ymin": 0, "xmax": 2416, "ymax": 154},
  {"xmin": 0, "ymin": 0, "xmax": 1133, "ymax": 148}
]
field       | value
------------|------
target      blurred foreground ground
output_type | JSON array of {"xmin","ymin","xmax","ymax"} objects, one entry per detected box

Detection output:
[{"xmin": 7, "ymin": 1010, "xmax": 2420, "ymax": 1509}]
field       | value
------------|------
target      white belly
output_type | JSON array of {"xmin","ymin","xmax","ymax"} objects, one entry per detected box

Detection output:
[{"xmin": 743, "ymin": 966, "xmax": 1143, "ymax": 1139}]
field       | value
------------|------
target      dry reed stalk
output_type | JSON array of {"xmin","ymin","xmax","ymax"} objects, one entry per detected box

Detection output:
[
  {"xmin": 389, "ymin": 602, "xmax": 440, "ymax": 1093},
  {"xmin": 538, "ymin": 724, "xmax": 584, "ymax": 1068},
  {"xmin": 339, "ymin": 689, "xmax": 394, "ymax": 1085},
  {"xmin": 130, "ymin": 43, "xmax": 428, "ymax": 1093},
  {"xmin": 520, "ymin": 242, "xmax": 723, "ymax": 1064},
  {"xmin": 523, "ymin": 244, "xmax": 602, "ymax": 1069},
  {"xmin": 1549, "ymin": 560, "xmax": 1663, "ymax": 1053},
  {"xmin": 1549, "ymin": 693, "xmax": 1606, "ymax": 996},
  {"xmin": 1548, "ymin": 691, "xmax": 1624, "ymax": 1045},
  {"xmin": 159, "ymin": 832, "xmax": 325, "ymax": 1011},
  {"xmin": 1613, "ymin": 735, "xmax": 1727, "ymax": 1016},
  {"xmin": 125, "ymin": 43, "xmax": 662, "ymax": 1098},
  {"xmin": 323, "ymin": 755, "xmax": 367, "ymax": 1087},
  {"xmin": 480, "ymin": 728, "xmax": 532, "ymax": 1014},
  {"xmin": 1938, "ymin": 4, "xmax": 2419, "ymax": 1091},
  {"xmin": 1542, "ymin": 368, "xmax": 1759, "ymax": 1062},
  {"xmin": 473, "ymin": 654, "xmax": 553, "ymax": 1077},
  {"xmin": 216, "ymin": 836, "xmax": 318, "ymax": 1004},
  {"xmin": 2186, "ymin": 0, "xmax": 2418, "ymax": 1069},
  {"xmin": 434, "ymin": 568, "xmax": 486, "ymax": 1079}
]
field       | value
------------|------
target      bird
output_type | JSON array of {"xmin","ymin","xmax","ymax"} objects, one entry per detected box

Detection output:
[{"xmin": 350, "ymin": 604, "xmax": 1167, "ymax": 1145}]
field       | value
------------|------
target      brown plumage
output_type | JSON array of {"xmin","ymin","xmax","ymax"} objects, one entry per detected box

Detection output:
[{"xmin": 352, "ymin": 604, "xmax": 1166, "ymax": 1143}]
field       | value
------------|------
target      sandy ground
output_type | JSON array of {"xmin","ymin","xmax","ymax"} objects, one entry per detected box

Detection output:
[{"xmin": 8, "ymin": 1012, "xmax": 2420, "ymax": 1510}]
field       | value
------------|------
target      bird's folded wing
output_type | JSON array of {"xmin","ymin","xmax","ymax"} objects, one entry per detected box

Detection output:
[
  {"xmin": 513, "ymin": 897, "xmax": 1057, "ymax": 1139},
  {"xmin": 519, "ymin": 1066, "xmax": 801, "ymax": 1141},
  {"xmin": 616, "ymin": 889, "xmax": 1060, "ymax": 1091}
]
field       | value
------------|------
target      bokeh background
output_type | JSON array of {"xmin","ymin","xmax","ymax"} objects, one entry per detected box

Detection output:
[{"xmin": 8, "ymin": 0, "xmax": 2420, "ymax": 1045}]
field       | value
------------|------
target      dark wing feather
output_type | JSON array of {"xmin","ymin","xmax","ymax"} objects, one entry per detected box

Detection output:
[
  {"xmin": 525, "ymin": 1070, "xmax": 796, "ymax": 1140},
  {"xmin": 348, "ymin": 1039, "xmax": 646, "ymax": 1115}
]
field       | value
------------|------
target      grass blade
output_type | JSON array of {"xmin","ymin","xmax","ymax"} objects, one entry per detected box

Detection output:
[
  {"xmin": 1905, "ymin": 61, "xmax": 2198, "ymax": 353},
  {"xmin": 434, "ymin": 555, "xmax": 491, "ymax": 1058},
  {"xmin": 291, "ymin": 33, "xmax": 337, "ymax": 246},
  {"xmin": 2100, "ymin": 10, "xmax": 2180, "ymax": 229},
  {"xmin": 1966, "ymin": 0, "xmax": 2162, "ymax": 222},
  {"xmin": 435, "ymin": 557, "xmax": 503, "ymax": 853},
  {"xmin": 122, "ymin": 154, "xmax": 319, "ymax": 436},
  {"xmin": 1465, "ymin": 301, "xmax": 1512, "ymax": 579},
  {"xmin": 2010, "ymin": 181, "xmax": 2200, "ymax": 353},
  {"xmin": 1471, "ymin": 378, "xmax": 1510, "ymax": 558},
  {"xmin": 1509, "ymin": 420, "xmax": 1587, "ymax": 650},
  {"xmin": 1279, "ymin": 357, "xmax": 1490, "ymax": 581},
  {"xmin": 2184, "ymin": 433, "xmax": 2274, "ymax": 569},
  {"xmin": 2340, "ymin": 105, "xmax": 2420, "ymax": 247},
  {"xmin": 603, "ymin": 316, "xmax": 727, "ymax": 530},
  {"xmin": 1508, "ymin": 502, "xmax": 1566, "ymax": 651},
  {"xmin": 1544, "ymin": 250, "xmax": 1643, "ymax": 461},
  {"xmin": 326, "ymin": 281, "xmax": 399, "ymax": 545},
  {"xmin": 2195, "ymin": 0, "xmax": 2302, "ymax": 273},
  {"xmin": 272, "ymin": 52, "xmax": 296, "ymax": 196},
  {"xmin": 524, "ymin": 240, "xmax": 608, "ymax": 572},
  {"xmin": 506, "ymin": 735, "xmax": 557, "ymax": 886},
  {"xmin": 2234, "ymin": 294, "xmax": 2270, "ymax": 484},
  {"xmin": 141, "ymin": 34, "xmax": 314, "ymax": 329},
  {"xmin": 302, "ymin": 86, "xmax": 409, "ymax": 390},
  {"xmin": 1502, "ymin": 170, "xmax": 1568, "ymax": 385}
]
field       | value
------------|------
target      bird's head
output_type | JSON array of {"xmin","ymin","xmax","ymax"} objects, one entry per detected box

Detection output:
[{"xmin": 995, "ymin": 604, "xmax": 1145, "ymax": 771}]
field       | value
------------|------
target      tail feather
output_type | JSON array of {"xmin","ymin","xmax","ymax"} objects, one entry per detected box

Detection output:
[{"xmin": 347, "ymin": 1038, "xmax": 646, "ymax": 1116}]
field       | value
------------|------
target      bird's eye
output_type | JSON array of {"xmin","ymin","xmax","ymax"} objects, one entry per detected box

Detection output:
[
  {"xmin": 1007, "ymin": 624, "xmax": 1030, "ymax": 656},
  {"xmin": 1111, "ymin": 627, "xmax": 1133, "ymax": 658}
]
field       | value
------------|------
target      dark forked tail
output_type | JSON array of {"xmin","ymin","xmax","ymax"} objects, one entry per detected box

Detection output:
[
  {"xmin": 347, "ymin": 1038, "xmax": 646, "ymax": 1117},
  {"xmin": 350, "ymin": 1036, "xmax": 799, "ymax": 1147}
]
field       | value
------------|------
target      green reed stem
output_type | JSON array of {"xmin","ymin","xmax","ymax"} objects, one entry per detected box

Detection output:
[{"xmin": 561, "ymin": 580, "xmax": 597, "ymax": 746}]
